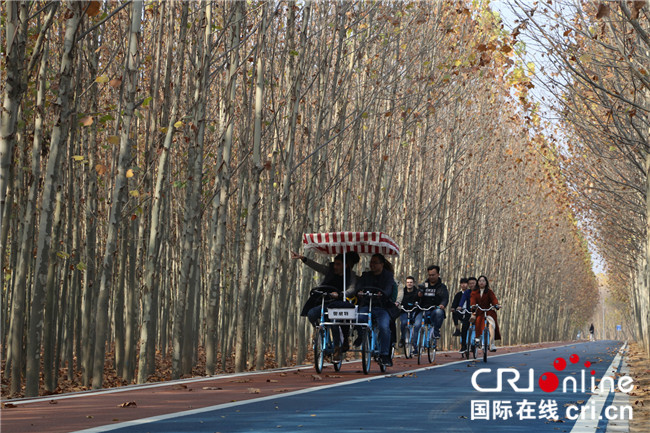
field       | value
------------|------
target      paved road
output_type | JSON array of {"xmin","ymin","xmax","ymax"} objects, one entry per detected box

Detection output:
[{"xmin": 75, "ymin": 340, "xmax": 630, "ymax": 433}]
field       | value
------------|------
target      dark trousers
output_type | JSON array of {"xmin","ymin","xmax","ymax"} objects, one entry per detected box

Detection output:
[
  {"xmin": 452, "ymin": 310, "xmax": 464, "ymax": 327},
  {"xmin": 460, "ymin": 317, "xmax": 470, "ymax": 349}
]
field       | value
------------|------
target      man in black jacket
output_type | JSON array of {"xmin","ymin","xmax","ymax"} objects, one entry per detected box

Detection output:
[{"xmin": 415, "ymin": 265, "xmax": 449, "ymax": 339}]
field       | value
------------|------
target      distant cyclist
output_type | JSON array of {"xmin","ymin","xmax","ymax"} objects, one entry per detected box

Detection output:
[
  {"xmin": 415, "ymin": 265, "xmax": 449, "ymax": 339},
  {"xmin": 395, "ymin": 276, "xmax": 419, "ymax": 348},
  {"xmin": 451, "ymin": 278, "xmax": 469, "ymax": 337},
  {"xmin": 469, "ymin": 275, "xmax": 500, "ymax": 352},
  {"xmin": 456, "ymin": 277, "xmax": 476, "ymax": 353}
]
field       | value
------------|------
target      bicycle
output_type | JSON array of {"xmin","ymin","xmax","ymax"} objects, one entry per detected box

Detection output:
[
  {"xmin": 398, "ymin": 304, "xmax": 418, "ymax": 359},
  {"xmin": 457, "ymin": 308, "xmax": 476, "ymax": 360},
  {"xmin": 415, "ymin": 304, "xmax": 441, "ymax": 365},
  {"xmin": 473, "ymin": 304, "xmax": 500, "ymax": 363},
  {"xmin": 311, "ymin": 286, "xmax": 344, "ymax": 373}
]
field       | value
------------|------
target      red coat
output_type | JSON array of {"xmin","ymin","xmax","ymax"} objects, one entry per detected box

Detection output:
[{"xmin": 470, "ymin": 288, "xmax": 501, "ymax": 340}]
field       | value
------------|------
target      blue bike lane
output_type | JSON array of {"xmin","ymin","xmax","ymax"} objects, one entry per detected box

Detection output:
[{"xmin": 76, "ymin": 340, "xmax": 631, "ymax": 433}]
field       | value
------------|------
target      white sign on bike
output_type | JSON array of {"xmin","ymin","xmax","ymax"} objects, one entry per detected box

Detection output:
[{"xmin": 328, "ymin": 308, "xmax": 357, "ymax": 320}]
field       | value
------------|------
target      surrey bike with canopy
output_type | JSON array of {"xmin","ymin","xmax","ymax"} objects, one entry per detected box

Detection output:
[{"xmin": 301, "ymin": 232, "xmax": 400, "ymax": 374}]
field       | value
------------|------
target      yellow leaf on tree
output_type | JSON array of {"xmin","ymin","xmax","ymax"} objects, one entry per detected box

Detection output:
[
  {"xmin": 129, "ymin": 190, "xmax": 139, "ymax": 197},
  {"xmin": 72, "ymin": 155, "xmax": 85, "ymax": 162},
  {"xmin": 86, "ymin": 1, "xmax": 101, "ymax": 17},
  {"xmin": 126, "ymin": 169, "xmax": 134, "ymax": 178},
  {"xmin": 174, "ymin": 121, "xmax": 184, "ymax": 128},
  {"xmin": 79, "ymin": 116, "xmax": 93, "ymax": 126},
  {"xmin": 107, "ymin": 135, "xmax": 120, "ymax": 145},
  {"xmin": 95, "ymin": 164, "xmax": 108, "ymax": 175},
  {"xmin": 96, "ymin": 75, "xmax": 110, "ymax": 84}
]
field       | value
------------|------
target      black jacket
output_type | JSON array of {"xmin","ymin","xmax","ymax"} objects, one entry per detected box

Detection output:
[
  {"xmin": 299, "ymin": 262, "xmax": 348, "ymax": 317},
  {"xmin": 451, "ymin": 291, "xmax": 464, "ymax": 310},
  {"xmin": 400, "ymin": 287, "xmax": 419, "ymax": 309},
  {"xmin": 418, "ymin": 279, "xmax": 449, "ymax": 309},
  {"xmin": 356, "ymin": 269, "xmax": 394, "ymax": 308}
]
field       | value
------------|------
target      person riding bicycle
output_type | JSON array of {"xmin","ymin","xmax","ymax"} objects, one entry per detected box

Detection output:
[
  {"xmin": 451, "ymin": 278, "xmax": 469, "ymax": 337},
  {"xmin": 356, "ymin": 253, "xmax": 395, "ymax": 367},
  {"xmin": 469, "ymin": 275, "xmax": 500, "ymax": 352},
  {"xmin": 395, "ymin": 276, "xmax": 419, "ymax": 348},
  {"xmin": 456, "ymin": 276, "xmax": 476, "ymax": 353},
  {"xmin": 295, "ymin": 251, "xmax": 360, "ymax": 353},
  {"xmin": 415, "ymin": 265, "xmax": 449, "ymax": 340}
]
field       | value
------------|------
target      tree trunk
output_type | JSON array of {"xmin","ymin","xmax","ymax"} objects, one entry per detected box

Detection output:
[
  {"xmin": 140, "ymin": 1, "xmax": 189, "ymax": 382},
  {"xmin": 92, "ymin": 0, "xmax": 143, "ymax": 389},
  {"xmin": 25, "ymin": 3, "xmax": 84, "ymax": 397},
  {"xmin": 0, "ymin": 1, "xmax": 27, "ymax": 234},
  {"xmin": 207, "ymin": 1, "xmax": 242, "ymax": 375}
]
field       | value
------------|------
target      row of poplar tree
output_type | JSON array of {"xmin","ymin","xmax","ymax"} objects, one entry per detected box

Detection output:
[{"xmin": 1, "ymin": 0, "xmax": 600, "ymax": 398}]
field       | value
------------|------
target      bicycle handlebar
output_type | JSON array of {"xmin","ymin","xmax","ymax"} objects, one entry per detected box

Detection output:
[
  {"xmin": 417, "ymin": 304, "xmax": 441, "ymax": 311},
  {"xmin": 472, "ymin": 304, "xmax": 501, "ymax": 312},
  {"xmin": 358, "ymin": 291, "xmax": 384, "ymax": 297},
  {"xmin": 311, "ymin": 285, "xmax": 340, "ymax": 297},
  {"xmin": 357, "ymin": 287, "xmax": 384, "ymax": 297}
]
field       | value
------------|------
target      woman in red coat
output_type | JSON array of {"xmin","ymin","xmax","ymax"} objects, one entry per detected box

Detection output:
[{"xmin": 470, "ymin": 275, "xmax": 501, "ymax": 351}]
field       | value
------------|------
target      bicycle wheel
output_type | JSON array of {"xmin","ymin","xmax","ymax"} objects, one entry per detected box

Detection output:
[
  {"xmin": 377, "ymin": 329, "xmax": 387, "ymax": 373},
  {"xmin": 470, "ymin": 327, "xmax": 477, "ymax": 359},
  {"xmin": 428, "ymin": 334, "xmax": 436, "ymax": 363},
  {"xmin": 361, "ymin": 329, "xmax": 371, "ymax": 374},
  {"xmin": 405, "ymin": 327, "xmax": 414, "ymax": 359},
  {"xmin": 483, "ymin": 329, "xmax": 489, "ymax": 363},
  {"xmin": 314, "ymin": 327, "xmax": 325, "ymax": 373},
  {"xmin": 417, "ymin": 327, "xmax": 426, "ymax": 365},
  {"xmin": 329, "ymin": 328, "xmax": 342, "ymax": 372}
]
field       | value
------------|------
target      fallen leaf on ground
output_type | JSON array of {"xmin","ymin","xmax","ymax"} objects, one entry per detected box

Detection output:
[
  {"xmin": 247, "ymin": 388, "xmax": 260, "ymax": 394},
  {"xmin": 202, "ymin": 387, "xmax": 222, "ymax": 390},
  {"xmin": 118, "ymin": 401, "xmax": 137, "ymax": 408}
]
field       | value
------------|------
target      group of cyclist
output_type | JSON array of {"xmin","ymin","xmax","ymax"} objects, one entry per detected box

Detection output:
[{"xmin": 292, "ymin": 250, "xmax": 501, "ymax": 368}]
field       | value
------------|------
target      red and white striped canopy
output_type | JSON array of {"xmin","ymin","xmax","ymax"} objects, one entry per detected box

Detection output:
[{"xmin": 302, "ymin": 232, "xmax": 399, "ymax": 256}]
